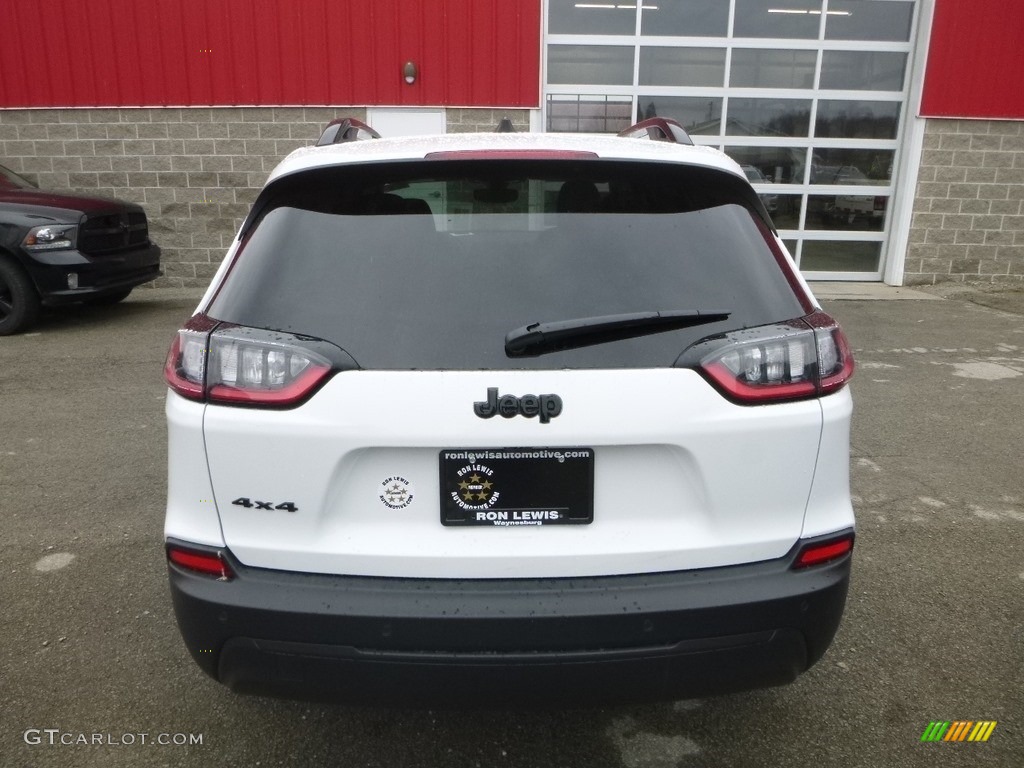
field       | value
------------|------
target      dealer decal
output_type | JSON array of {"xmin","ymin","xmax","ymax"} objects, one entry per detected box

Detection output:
[
  {"xmin": 450, "ymin": 464, "xmax": 500, "ymax": 511},
  {"xmin": 379, "ymin": 476, "xmax": 415, "ymax": 510}
]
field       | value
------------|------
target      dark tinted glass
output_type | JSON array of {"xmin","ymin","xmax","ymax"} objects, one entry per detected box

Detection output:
[
  {"xmin": 801, "ymin": 240, "xmax": 881, "ymax": 272},
  {"xmin": 810, "ymin": 148, "xmax": 894, "ymax": 184},
  {"xmin": 762, "ymin": 194, "xmax": 802, "ymax": 229},
  {"xmin": 725, "ymin": 146, "xmax": 809, "ymax": 184},
  {"xmin": 209, "ymin": 162, "xmax": 805, "ymax": 370},
  {"xmin": 807, "ymin": 194, "xmax": 887, "ymax": 231},
  {"xmin": 726, "ymin": 98, "xmax": 811, "ymax": 137},
  {"xmin": 637, "ymin": 96, "xmax": 723, "ymax": 135},
  {"xmin": 815, "ymin": 100, "xmax": 900, "ymax": 138},
  {"xmin": 547, "ymin": 95, "xmax": 633, "ymax": 133}
]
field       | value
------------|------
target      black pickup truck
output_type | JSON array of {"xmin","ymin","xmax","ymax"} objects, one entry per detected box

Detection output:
[{"xmin": 0, "ymin": 164, "xmax": 161, "ymax": 334}]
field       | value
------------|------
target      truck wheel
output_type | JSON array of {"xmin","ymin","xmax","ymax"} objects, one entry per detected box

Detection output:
[{"xmin": 0, "ymin": 258, "xmax": 41, "ymax": 335}]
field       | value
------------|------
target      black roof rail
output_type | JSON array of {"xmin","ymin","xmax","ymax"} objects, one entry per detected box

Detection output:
[
  {"xmin": 316, "ymin": 118, "xmax": 382, "ymax": 146},
  {"xmin": 496, "ymin": 117, "xmax": 516, "ymax": 133},
  {"xmin": 617, "ymin": 117, "xmax": 693, "ymax": 146}
]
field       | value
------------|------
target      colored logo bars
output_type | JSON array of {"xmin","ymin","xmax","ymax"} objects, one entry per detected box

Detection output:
[{"xmin": 920, "ymin": 721, "xmax": 997, "ymax": 743}]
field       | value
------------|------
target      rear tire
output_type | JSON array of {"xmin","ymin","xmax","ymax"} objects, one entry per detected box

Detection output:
[
  {"xmin": 0, "ymin": 258, "xmax": 41, "ymax": 336},
  {"xmin": 86, "ymin": 287, "xmax": 133, "ymax": 305}
]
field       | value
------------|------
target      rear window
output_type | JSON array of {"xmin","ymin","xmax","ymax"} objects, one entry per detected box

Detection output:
[{"xmin": 207, "ymin": 160, "xmax": 806, "ymax": 370}]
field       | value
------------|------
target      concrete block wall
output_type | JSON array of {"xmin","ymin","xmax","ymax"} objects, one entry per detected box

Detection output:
[
  {"xmin": 0, "ymin": 106, "xmax": 535, "ymax": 288},
  {"xmin": 5, "ymin": 107, "xmax": 1022, "ymax": 287},
  {"xmin": 0, "ymin": 107, "xmax": 366, "ymax": 288},
  {"xmin": 905, "ymin": 118, "xmax": 1024, "ymax": 285},
  {"xmin": 446, "ymin": 108, "xmax": 531, "ymax": 133}
]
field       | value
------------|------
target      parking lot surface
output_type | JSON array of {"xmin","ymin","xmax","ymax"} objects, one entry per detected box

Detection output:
[{"xmin": 1, "ymin": 287, "xmax": 1021, "ymax": 767}]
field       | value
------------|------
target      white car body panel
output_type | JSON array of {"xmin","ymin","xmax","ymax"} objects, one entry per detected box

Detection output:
[
  {"xmin": 194, "ymin": 369, "xmax": 841, "ymax": 579},
  {"xmin": 269, "ymin": 133, "xmax": 748, "ymax": 184},
  {"xmin": 165, "ymin": 393, "xmax": 224, "ymax": 548}
]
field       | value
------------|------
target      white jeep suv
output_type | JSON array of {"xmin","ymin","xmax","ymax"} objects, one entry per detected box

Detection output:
[{"xmin": 163, "ymin": 117, "xmax": 855, "ymax": 705}]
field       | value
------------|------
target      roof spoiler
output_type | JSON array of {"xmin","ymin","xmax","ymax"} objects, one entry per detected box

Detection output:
[
  {"xmin": 316, "ymin": 118, "xmax": 381, "ymax": 146},
  {"xmin": 617, "ymin": 117, "xmax": 693, "ymax": 146}
]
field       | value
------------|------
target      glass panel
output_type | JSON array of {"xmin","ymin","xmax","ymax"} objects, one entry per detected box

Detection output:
[
  {"xmin": 810, "ymin": 148, "xmax": 894, "ymax": 184},
  {"xmin": 825, "ymin": 1, "xmax": 914, "ymax": 42},
  {"xmin": 210, "ymin": 161, "xmax": 808, "ymax": 369},
  {"xmin": 819, "ymin": 51, "xmax": 907, "ymax": 91},
  {"xmin": 641, "ymin": 0, "xmax": 729, "ymax": 36},
  {"xmin": 547, "ymin": 95, "xmax": 633, "ymax": 133},
  {"xmin": 815, "ymin": 100, "xmax": 900, "ymax": 139},
  {"xmin": 761, "ymin": 194, "xmax": 802, "ymax": 229},
  {"xmin": 726, "ymin": 146, "xmax": 809, "ymax": 184},
  {"xmin": 783, "ymin": 239, "xmax": 799, "ymax": 259},
  {"xmin": 547, "ymin": 45, "xmax": 635, "ymax": 85},
  {"xmin": 801, "ymin": 240, "xmax": 881, "ymax": 272},
  {"xmin": 730, "ymin": 49, "xmax": 817, "ymax": 88},
  {"xmin": 733, "ymin": 0, "xmax": 823, "ymax": 39},
  {"xmin": 807, "ymin": 194, "xmax": 887, "ymax": 230},
  {"xmin": 638, "ymin": 96, "xmax": 723, "ymax": 135},
  {"xmin": 548, "ymin": 0, "xmax": 637, "ymax": 35},
  {"xmin": 638, "ymin": 47, "xmax": 726, "ymax": 87},
  {"xmin": 726, "ymin": 98, "xmax": 811, "ymax": 137}
]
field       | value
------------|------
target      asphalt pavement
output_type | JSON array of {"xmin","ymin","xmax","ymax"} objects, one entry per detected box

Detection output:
[{"xmin": 0, "ymin": 285, "xmax": 1021, "ymax": 768}]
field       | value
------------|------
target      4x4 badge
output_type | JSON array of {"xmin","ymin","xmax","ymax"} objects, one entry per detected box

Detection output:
[{"xmin": 473, "ymin": 388, "xmax": 563, "ymax": 424}]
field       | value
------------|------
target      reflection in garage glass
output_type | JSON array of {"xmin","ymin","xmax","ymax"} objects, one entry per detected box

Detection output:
[
  {"xmin": 726, "ymin": 146, "xmax": 807, "ymax": 185},
  {"xmin": 819, "ymin": 51, "xmax": 908, "ymax": 91},
  {"xmin": 811, "ymin": 149, "xmax": 894, "ymax": 185},
  {"xmin": 727, "ymin": 98, "xmax": 812, "ymax": 137},
  {"xmin": 808, "ymin": 195, "xmax": 887, "ymax": 232},
  {"xmin": 826, "ymin": 1, "xmax": 914, "ymax": 42},
  {"xmin": 638, "ymin": 48, "xmax": 726, "ymax": 88},
  {"xmin": 815, "ymin": 101, "xmax": 900, "ymax": 139},
  {"xmin": 730, "ymin": 49, "xmax": 818, "ymax": 89},
  {"xmin": 801, "ymin": 240, "xmax": 881, "ymax": 272},
  {"xmin": 638, "ymin": 96, "xmax": 722, "ymax": 135},
  {"xmin": 733, "ymin": 0, "xmax": 821, "ymax": 38}
]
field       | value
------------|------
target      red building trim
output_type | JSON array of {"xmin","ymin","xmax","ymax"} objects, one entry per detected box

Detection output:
[
  {"xmin": 0, "ymin": 0, "xmax": 540, "ymax": 108},
  {"xmin": 921, "ymin": 0, "xmax": 1024, "ymax": 120}
]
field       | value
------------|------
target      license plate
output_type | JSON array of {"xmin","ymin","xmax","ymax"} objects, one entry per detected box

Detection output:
[{"xmin": 439, "ymin": 448, "xmax": 594, "ymax": 527}]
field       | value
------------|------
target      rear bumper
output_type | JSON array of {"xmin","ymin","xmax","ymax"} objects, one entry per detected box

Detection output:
[{"xmin": 167, "ymin": 532, "xmax": 852, "ymax": 706}]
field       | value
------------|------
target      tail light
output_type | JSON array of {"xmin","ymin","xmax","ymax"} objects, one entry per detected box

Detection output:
[
  {"xmin": 164, "ymin": 315, "xmax": 349, "ymax": 407},
  {"xmin": 683, "ymin": 311, "xmax": 854, "ymax": 404}
]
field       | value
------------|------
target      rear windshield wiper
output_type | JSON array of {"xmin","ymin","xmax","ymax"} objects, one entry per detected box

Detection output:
[{"xmin": 504, "ymin": 309, "xmax": 731, "ymax": 358}]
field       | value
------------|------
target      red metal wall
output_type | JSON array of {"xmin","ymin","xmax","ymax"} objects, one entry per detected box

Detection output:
[
  {"xmin": 0, "ymin": 0, "xmax": 540, "ymax": 108},
  {"xmin": 921, "ymin": 0, "xmax": 1024, "ymax": 119}
]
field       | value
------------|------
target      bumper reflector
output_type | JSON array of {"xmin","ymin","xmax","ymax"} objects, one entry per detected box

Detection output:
[
  {"xmin": 168, "ymin": 546, "xmax": 234, "ymax": 580},
  {"xmin": 793, "ymin": 535, "xmax": 854, "ymax": 569}
]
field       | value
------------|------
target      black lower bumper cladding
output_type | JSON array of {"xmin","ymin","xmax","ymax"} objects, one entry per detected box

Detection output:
[{"xmin": 167, "ymin": 532, "xmax": 852, "ymax": 707}]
